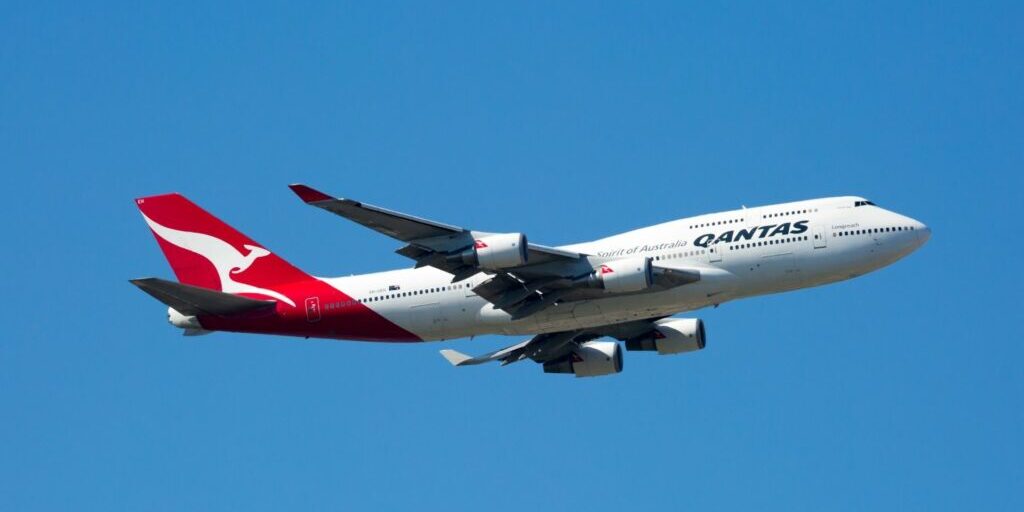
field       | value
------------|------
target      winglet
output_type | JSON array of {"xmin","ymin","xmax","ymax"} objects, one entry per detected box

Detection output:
[
  {"xmin": 440, "ymin": 349, "xmax": 474, "ymax": 367},
  {"xmin": 288, "ymin": 183, "xmax": 334, "ymax": 203}
]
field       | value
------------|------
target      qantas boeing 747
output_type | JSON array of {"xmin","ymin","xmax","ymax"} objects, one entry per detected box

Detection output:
[{"xmin": 131, "ymin": 185, "xmax": 929, "ymax": 377}]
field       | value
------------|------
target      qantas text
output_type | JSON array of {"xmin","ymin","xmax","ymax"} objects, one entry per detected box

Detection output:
[{"xmin": 693, "ymin": 220, "xmax": 809, "ymax": 248}]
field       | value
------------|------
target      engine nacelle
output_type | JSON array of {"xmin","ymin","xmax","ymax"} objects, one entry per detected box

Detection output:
[
  {"xmin": 543, "ymin": 341, "xmax": 623, "ymax": 377},
  {"xmin": 625, "ymin": 318, "xmax": 706, "ymax": 355},
  {"xmin": 581, "ymin": 256, "xmax": 653, "ymax": 293},
  {"xmin": 454, "ymin": 233, "xmax": 528, "ymax": 269}
]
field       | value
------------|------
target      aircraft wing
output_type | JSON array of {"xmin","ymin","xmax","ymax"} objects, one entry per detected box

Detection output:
[
  {"xmin": 289, "ymin": 183, "xmax": 700, "ymax": 318},
  {"xmin": 439, "ymin": 318, "xmax": 668, "ymax": 368},
  {"xmin": 289, "ymin": 184, "xmax": 466, "ymax": 242},
  {"xmin": 289, "ymin": 183, "xmax": 578, "ymax": 269}
]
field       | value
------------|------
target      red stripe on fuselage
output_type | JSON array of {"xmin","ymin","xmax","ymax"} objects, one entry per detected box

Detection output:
[{"xmin": 196, "ymin": 278, "xmax": 422, "ymax": 342}]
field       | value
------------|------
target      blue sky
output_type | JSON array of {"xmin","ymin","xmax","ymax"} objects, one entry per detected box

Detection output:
[{"xmin": 2, "ymin": 1, "xmax": 1021, "ymax": 510}]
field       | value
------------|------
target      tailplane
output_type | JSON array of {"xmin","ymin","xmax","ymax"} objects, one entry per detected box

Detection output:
[{"xmin": 130, "ymin": 277, "xmax": 277, "ymax": 316}]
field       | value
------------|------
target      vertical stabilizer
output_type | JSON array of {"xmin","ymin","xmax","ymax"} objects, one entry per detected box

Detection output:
[{"xmin": 134, "ymin": 194, "xmax": 307, "ymax": 307}]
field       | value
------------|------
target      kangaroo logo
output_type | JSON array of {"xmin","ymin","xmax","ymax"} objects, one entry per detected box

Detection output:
[{"xmin": 141, "ymin": 214, "xmax": 296, "ymax": 307}]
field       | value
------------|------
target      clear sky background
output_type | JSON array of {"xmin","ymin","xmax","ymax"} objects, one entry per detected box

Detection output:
[{"xmin": 2, "ymin": 2, "xmax": 1021, "ymax": 510}]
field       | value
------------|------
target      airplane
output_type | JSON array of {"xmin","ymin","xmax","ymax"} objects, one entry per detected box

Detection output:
[{"xmin": 131, "ymin": 185, "xmax": 930, "ymax": 377}]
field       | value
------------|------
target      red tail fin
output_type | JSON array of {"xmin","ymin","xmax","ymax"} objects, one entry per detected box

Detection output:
[{"xmin": 135, "ymin": 194, "xmax": 308, "ymax": 305}]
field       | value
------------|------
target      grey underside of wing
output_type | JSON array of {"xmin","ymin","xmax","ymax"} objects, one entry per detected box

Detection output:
[
  {"xmin": 443, "ymin": 318, "xmax": 667, "ymax": 367},
  {"xmin": 130, "ymin": 277, "xmax": 276, "ymax": 316},
  {"xmin": 445, "ymin": 332, "xmax": 584, "ymax": 367}
]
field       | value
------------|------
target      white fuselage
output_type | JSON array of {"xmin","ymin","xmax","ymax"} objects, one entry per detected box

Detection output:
[{"xmin": 318, "ymin": 196, "xmax": 930, "ymax": 341}]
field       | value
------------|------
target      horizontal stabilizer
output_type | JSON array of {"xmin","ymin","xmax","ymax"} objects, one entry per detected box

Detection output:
[{"xmin": 130, "ymin": 277, "xmax": 277, "ymax": 316}]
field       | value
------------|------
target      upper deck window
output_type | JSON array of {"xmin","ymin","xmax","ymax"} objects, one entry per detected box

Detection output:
[{"xmin": 854, "ymin": 200, "xmax": 877, "ymax": 207}]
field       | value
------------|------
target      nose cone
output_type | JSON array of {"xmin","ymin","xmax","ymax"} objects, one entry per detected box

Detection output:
[
  {"xmin": 916, "ymin": 221, "xmax": 931, "ymax": 245},
  {"xmin": 885, "ymin": 210, "xmax": 930, "ymax": 256}
]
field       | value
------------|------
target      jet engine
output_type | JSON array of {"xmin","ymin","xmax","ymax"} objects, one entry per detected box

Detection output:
[
  {"xmin": 625, "ymin": 318, "xmax": 706, "ymax": 355},
  {"xmin": 543, "ymin": 341, "xmax": 623, "ymax": 377},
  {"xmin": 452, "ymin": 233, "xmax": 528, "ymax": 269},
  {"xmin": 578, "ymin": 256, "xmax": 653, "ymax": 294}
]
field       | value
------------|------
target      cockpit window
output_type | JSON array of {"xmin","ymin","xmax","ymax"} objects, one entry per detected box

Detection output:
[{"xmin": 854, "ymin": 200, "xmax": 877, "ymax": 207}]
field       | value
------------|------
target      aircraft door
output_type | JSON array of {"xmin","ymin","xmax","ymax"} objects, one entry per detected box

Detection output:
[
  {"xmin": 708, "ymin": 245, "xmax": 723, "ymax": 262},
  {"xmin": 813, "ymin": 225, "xmax": 827, "ymax": 249}
]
